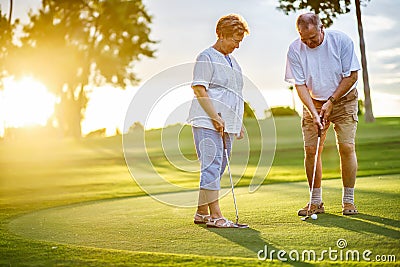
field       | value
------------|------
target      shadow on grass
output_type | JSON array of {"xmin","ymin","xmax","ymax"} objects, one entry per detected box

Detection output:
[
  {"xmin": 355, "ymin": 184, "xmax": 400, "ymax": 200},
  {"xmin": 309, "ymin": 213, "xmax": 400, "ymax": 240},
  {"xmin": 203, "ymin": 225, "xmax": 313, "ymax": 266},
  {"xmin": 355, "ymin": 213, "xmax": 400, "ymax": 230}
]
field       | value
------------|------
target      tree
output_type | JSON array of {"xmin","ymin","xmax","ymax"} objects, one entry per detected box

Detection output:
[
  {"xmin": 277, "ymin": 0, "xmax": 375, "ymax": 122},
  {"xmin": 6, "ymin": 0, "xmax": 156, "ymax": 138},
  {"xmin": 0, "ymin": 7, "xmax": 17, "ymax": 137},
  {"xmin": 354, "ymin": 0, "xmax": 374, "ymax": 122},
  {"xmin": 0, "ymin": 10, "xmax": 12, "ymax": 80}
]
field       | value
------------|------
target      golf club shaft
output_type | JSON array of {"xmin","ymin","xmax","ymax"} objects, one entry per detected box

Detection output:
[
  {"xmin": 218, "ymin": 113, "xmax": 240, "ymax": 224},
  {"xmin": 308, "ymin": 136, "xmax": 320, "ymax": 205},
  {"xmin": 220, "ymin": 125, "xmax": 239, "ymax": 224},
  {"xmin": 307, "ymin": 118, "xmax": 322, "ymax": 214},
  {"xmin": 224, "ymin": 147, "xmax": 239, "ymax": 224}
]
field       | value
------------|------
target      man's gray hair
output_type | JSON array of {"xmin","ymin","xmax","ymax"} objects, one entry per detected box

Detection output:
[{"xmin": 296, "ymin": 13, "xmax": 323, "ymax": 31}]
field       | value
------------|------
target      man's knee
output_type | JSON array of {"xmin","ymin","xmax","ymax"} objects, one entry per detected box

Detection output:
[{"xmin": 338, "ymin": 143, "xmax": 355, "ymax": 156}]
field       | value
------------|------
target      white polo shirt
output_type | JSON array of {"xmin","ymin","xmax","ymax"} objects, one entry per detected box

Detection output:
[
  {"xmin": 285, "ymin": 30, "xmax": 360, "ymax": 100},
  {"xmin": 187, "ymin": 47, "xmax": 244, "ymax": 134}
]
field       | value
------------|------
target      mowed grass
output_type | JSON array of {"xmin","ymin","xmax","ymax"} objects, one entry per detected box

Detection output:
[
  {"xmin": 0, "ymin": 116, "xmax": 399, "ymax": 266},
  {"xmin": 8, "ymin": 176, "xmax": 400, "ymax": 260}
]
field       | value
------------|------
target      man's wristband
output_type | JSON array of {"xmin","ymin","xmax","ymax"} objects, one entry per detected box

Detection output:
[{"xmin": 328, "ymin": 96, "xmax": 336, "ymax": 104}]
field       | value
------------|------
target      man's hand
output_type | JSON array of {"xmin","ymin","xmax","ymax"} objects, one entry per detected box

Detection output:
[
  {"xmin": 319, "ymin": 101, "xmax": 333, "ymax": 124},
  {"xmin": 295, "ymin": 84, "xmax": 324, "ymax": 133},
  {"xmin": 319, "ymin": 71, "xmax": 357, "ymax": 123},
  {"xmin": 313, "ymin": 115, "xmax": 324, "ymax": 134}
]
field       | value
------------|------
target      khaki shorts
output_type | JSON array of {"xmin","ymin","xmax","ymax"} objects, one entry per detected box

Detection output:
[{"xmin": 302, "ymin": 89, "xmax": 358, "ymax": 146}]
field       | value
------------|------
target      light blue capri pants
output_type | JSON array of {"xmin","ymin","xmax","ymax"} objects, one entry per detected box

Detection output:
[{"xmin": 192, "ymin": 126, "xmax": 233, "ymax": 191}]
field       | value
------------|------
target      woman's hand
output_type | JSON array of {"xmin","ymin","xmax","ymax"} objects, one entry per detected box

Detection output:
[
  {"xmin": 236, "ymin": 126, "xmax": 245, "ymax": 140},
  {"xmin": 212, "ymin": 115, "xmax": 225, "ymax": 136}
]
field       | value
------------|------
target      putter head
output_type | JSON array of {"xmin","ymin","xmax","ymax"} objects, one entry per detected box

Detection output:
[
  {"xmin": 301, "ymin": 209, "xmax": 312, "ymax": 221},
  {"xmin": 234, "ymin": 217, "xmax": 248, "ymax": 228},
  {"xmin": 235, "ymin": 223, "xmax": 249, "ymax": 228}
]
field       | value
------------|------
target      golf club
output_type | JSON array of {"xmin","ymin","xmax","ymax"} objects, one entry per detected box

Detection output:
[
  {"xmin": 218, "ymin": 113, "xmax": 248, "ymax": 228},
  {"xmin": 301, "ymin": 117, "xmax": 322, "ymax": 221}
]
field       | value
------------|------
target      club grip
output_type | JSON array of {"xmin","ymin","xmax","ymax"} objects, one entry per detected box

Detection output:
[
  {"xmin": 217, "ymin": 113, "xmax": 227, "ymax": 149},
  {"xmin": 222, "ymin": 133, "xmax": 227, "ymax": 149},
  {"xmin": 318, "ymin": 117, "xmax": 322, "ymax": 137}
]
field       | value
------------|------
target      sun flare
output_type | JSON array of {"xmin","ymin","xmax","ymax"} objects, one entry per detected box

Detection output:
[{"xmin": 0, "ymin": 77, "xmax": 56, "ymax": 132}]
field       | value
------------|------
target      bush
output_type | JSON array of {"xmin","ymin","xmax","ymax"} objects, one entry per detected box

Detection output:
[
  {"xmin": 266, "ymin": 106, "xmax": 299, "ymax": 117},
  {"xmin": 358, "ymin": 99, "xmax": 364, "ymax": 116},
  {"xmin": 244, "ymin": 101, "xmax": 256, "ymax": 118}
]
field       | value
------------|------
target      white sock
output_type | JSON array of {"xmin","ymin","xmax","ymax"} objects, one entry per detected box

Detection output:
[
  {"xmin": 311, "ymin": 187, "xmax": 322, "ymax": 205},
  {"xmin": 342, "ymin": 187, "xmax": 355, "ymax": 204}
]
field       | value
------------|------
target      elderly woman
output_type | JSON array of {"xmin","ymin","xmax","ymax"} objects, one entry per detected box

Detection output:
[{"xmin": 188, "ymin": 14, "xmax": 249, "ymax": 228}]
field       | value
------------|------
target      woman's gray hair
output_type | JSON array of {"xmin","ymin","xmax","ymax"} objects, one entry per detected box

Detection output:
[
  {"xmin": 216, "ymin": 14, "xmax": 249, "ymax": 38},
  {"xmin": 296, "ymin": 13, "xmax": 323, "ymax": 31}
]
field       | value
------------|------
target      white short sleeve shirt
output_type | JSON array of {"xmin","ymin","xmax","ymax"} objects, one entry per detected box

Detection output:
[
  {"xmin": 187, "ymin": 47, "xmax": 244, "ymax": 134},
  {"xmin": 285, "ymin": 30, "xmax": 361, "ymax": 100}
]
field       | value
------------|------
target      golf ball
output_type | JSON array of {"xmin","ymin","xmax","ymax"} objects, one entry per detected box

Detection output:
[{"xmin": 311, "ymin": 214, "xmax": 318, "ymax": 220}]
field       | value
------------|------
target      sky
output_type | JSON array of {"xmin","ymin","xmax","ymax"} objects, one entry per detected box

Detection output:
[
  {"xmin": 136, "ymin": 0, "xmax": 400, "ymax": 104},
  {"xmin": 0, "ymin": 0, "xmax": 399, "ymax": 134}
]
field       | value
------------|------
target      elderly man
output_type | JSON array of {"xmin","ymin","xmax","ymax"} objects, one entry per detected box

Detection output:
[{"xmin": 285, "ymin": 13, "xmax": 361, "ymax": 216}]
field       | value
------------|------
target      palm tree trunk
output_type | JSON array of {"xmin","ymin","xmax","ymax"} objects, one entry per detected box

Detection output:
[
  {"xmin": 289, "ymin": 85, "xmax": 295, "ymax": 110},
  {"xmin": 291, "ymin": 90, "xmax": 296, "ymax": 110},
  {"xmin": 355, "ymin": 0, "xmax": 375, "ymax": 122},
  {"xmin": 8, "ymin": 0, "xmax": 13, "ymax": 22}
]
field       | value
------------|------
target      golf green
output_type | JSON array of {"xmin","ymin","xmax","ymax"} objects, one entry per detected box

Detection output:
[{"xmin": 8, "ymin": 175, "xmax": 399, "ymax": 263}]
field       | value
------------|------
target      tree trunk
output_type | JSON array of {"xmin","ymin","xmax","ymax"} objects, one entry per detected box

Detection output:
[
  {"xmin": 290, "ymin": 87, "xmax": 296, "ymax": 110},
  {"xmin": 8, "ymin": 0, "xmax": 13, "ymax": 22},
  {"xmin": 71, "ymin": 99, "xmax": 82, "ymax": 139},
  {"xmin": 57, "ymin": 85, "xmax": 85, "ymax": 139},
  {"xmin": 71, "ymin": 85, "xmax": 87, "ymax": 139},
  {"xmin": 355, "ymin": 0, "xmax": 375, "ymax": 122}
]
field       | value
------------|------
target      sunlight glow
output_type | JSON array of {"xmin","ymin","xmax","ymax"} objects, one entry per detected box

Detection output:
[
  {"xmin": 0, "ymin": 77, "xmax": 56, "ymax": 130},
  {"xmin": 145, "ymin": 85, "xmax": 193, "ymax": 130},
  {"xmin": 81, "ymin": 85, "xmax": 137, "ymax": 136}
]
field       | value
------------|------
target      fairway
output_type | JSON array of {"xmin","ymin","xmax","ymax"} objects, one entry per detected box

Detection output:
[
  {"xmin": 9, "ymin": 175, "xmax": 400, "ymax": 263},
  {"xmin": 1, "ymin": 116, "xmax": 400, "ymax": 266}
]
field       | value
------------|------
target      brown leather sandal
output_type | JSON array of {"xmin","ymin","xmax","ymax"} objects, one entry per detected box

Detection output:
[
  {"xmin": 343, "ymin": 203, "xmax": 358, "ymax": 215},
  {"xmin": 298, "ymin": 202, "xmax": 325, "ymax": 216}
]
